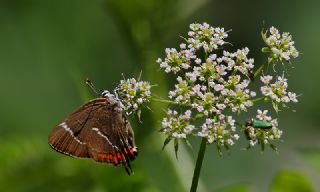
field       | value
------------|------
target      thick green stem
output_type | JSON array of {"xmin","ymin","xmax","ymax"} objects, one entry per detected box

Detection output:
[{"xmin": 190, "ymin": 138, "xmax": 207, "ymax": 192}]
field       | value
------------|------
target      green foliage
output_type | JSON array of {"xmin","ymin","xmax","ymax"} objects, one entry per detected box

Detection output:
[
  {"xmin": 270, "ymin": 170, "xmax": 313, "ymax": 192},
  {"xmin": 0, "ymin": 136, "xmax": 150, "ymax": 192},
  {"xmin": 215, "ymin": 184, "xmax": 250, "ymax": 192}
]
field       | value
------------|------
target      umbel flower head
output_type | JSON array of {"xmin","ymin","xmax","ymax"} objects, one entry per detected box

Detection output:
[
  {"xmin": 198, "ymin": 115, "xmax": 240, "ymax": 154},
  {"xmin": 262, "ymin": 26, "xmax": 299, "ymax": 64},
  {"xmin": 260, "ymin": 74, "xmax": 298, "ymax": 112},
  {"xmin": 115, "ymin": 77, "xmax": 151, "ymax": 115},
  {"xmin": 161, "ymin": 109, "xmax": 195, "ymax": 139},
  {"xmin": 157, "ymin": 22, "xmax": 258, "ymax": 153},
  {"xmin": 156, "ymin": 22, "xmax": 299, "ymax": 155}
]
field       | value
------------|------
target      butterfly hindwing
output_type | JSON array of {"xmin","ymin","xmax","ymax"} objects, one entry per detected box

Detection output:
[
  {"xmin": 48, "ymin": 97, "xmax": 138, "ymax": 174},
  {"xmin": 85, "ymin": 103, "xmax": 137, "ymax": 168}
]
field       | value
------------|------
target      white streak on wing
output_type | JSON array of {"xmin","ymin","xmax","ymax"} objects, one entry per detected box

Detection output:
[
  {"xmin": 92, "ymin": 127, "xmax": 119, "ymax": 150},
  {"xmin": 59, "ymin": 122, "xmax": 84, "ymax": 144},
  {"xmin": 49, "ymin": 143, "xmax": 75, "ymax": 157}
]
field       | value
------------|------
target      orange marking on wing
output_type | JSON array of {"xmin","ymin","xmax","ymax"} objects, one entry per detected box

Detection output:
[
  {"xmin": 117, "ymin": 153, "xmax": 121, "ymax": 159},
  {"xmin": 97, "ymin": 153, "xmax": 108, "ymax": 159},
  {"xmin": 113, "ymin": 156, "xmax": 118, "ymax": 164},
  {"xmin": 129, "ymin": 148, "xmax": 135, "ymax": 156}
]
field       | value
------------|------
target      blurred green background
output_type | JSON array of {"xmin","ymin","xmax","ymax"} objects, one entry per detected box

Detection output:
[{"xmin": 0, "ymin": 0, "xmax": 319, "ymax": 191}]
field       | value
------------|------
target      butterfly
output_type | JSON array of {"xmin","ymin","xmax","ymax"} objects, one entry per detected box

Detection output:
[{"xmin": 48, "ymin": 80, "xmax": 138, "ymax": 175}]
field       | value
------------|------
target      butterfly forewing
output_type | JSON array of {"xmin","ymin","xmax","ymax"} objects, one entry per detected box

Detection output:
[{"xmin": 48, "ymin": 97, "xmax": 138, "ymax": 174}]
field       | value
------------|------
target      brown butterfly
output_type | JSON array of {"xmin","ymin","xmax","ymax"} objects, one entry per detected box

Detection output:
[{"xmin": 48, "ymin": 80, "xmax": 138, "ymax": 175}]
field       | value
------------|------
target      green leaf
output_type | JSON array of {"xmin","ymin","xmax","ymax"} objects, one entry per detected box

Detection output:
[
  {"xmin": 161, "ymin": 136, "xmax": 172, "ymax": 151},
  {"xmin": 137, "ymin": 109, "xmax": 142, "ymax": 122},
  {"xmin": 184, "ymin": 139, "xmax": 193, "ymax": 149},
  {"xmin": 262, "ymin": 47, "xmax": 270, "ymax": 53},
  {"xmin": 215, "ymin": 183, "xmax": 250, "ymax": 192},
  {"xmin": 261, "ymin": 30, "xmax": 267, "ymax": 43},
  {"xmin": 272, "ymin": 101, "xmax": 279, "ymax": 113},
  {"xmin": 174, "ymin": 138, "xmax": 179, "ymax": 159},
  {"xmin": 270, "ymin": 170, "xmax": 313, "ymax": 192},
  {"xmin": 269, "ymin": 144, "xmax": 278, "ymax": 153}
]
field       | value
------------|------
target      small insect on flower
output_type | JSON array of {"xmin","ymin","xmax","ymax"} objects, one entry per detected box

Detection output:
[
  {"xmin": 245, "ymin": 119, "xmax": 272, "ymax": 130},
  {"xmin": 244, "ymin": 110, "xmax": 282, "ymax": 151}
]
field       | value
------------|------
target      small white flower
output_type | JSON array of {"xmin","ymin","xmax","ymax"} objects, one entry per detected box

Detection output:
[
  {"xmin": 180, "ymin": 43, "xmax": 186, "ymax": 49},
  {"xmin": 195, "ymin": 58, "xmax": 202, "ymax": 64},
  {"xmin": 260, "ymin": 75, "xmax": 273, "ymax": 84}
]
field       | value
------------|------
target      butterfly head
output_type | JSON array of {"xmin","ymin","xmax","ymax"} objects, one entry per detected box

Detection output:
[
  {"xmin": 100, "ymin": 90, "xmax": 125, "ymax": 111},
  {"xmin": 100, "ymin": 90, "xmax": 114, "ymax": 98}
]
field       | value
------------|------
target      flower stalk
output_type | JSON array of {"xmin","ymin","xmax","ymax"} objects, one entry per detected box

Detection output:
[{"xmin": 190, "ymin": 138, "xmax": 207, "ymax": 192}]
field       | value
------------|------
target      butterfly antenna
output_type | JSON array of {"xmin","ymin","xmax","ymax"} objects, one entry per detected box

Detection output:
[{"xmin": 86, "ymin": 78, "xmax": 99, "ymax": 95}]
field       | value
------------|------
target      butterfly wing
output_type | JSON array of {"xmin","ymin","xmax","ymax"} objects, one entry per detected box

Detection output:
[
  {"xmin": 83, "ymin": 104, "xmax": 138, "ymax": 171},
  {"xmin": 48, "ymin": 99, "xmax": 103, "ymax": 158},
  {"xmin": 48, "ymin": 97, "xmax": 138, "ymax": 174}
]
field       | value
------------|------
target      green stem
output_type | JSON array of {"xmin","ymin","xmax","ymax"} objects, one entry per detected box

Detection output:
[
  {"xmin": 252, "ymin": 97, "xmax": 265, "ymax": 103},
  {"xmin": 150, "ymin": 97, "xmax": 176, "ymax": 105},
  {"xmin": 150, "ymin": 97, "xmax": 191, "ymax": 107},
  {"xmin": 254, "ymin": 62, "xmax": 267, "ymax": 78},
  {"xmin": 190, "ymin": 138, "xmax": 207, "ymax": 192}
]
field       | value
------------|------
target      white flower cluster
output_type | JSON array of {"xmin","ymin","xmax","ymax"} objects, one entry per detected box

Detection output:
[
  {"xmin": 263, "ymin": 26, "xmax": 299, "ymax": 62},
  {"xmin": 166, "ymin": 48, "xmax": 256, "ymax": 115},
  {"xmin": 156, "ymin": 22, "xmax": 228, "ymax": 74},
  {"xmin": 161, "ymin": 110, "xmax": 195, "ymax": 139},
  {"xmin": 198, "ymin": 115, "xmax": 239, "ymax": 147},
  {"xmin": 245, "ymin": 110, "xmax": 282, "ymax": 147},
  {"xmin": 158, "ymin": 23, "xmax": 258, "ymax": 148},
  {"xmin": 156, "ymin": 48, "xmax": 195, "ymax": 74},
  {"xmin": 158, "ymin": 23, "xmax": 299, "ymax": 153},
  {"xmin": 187, "ymin": 23, "xmax": 228, "ymax": 53},
  {"xmin": 260, "ymin": 75, "xmax": 298, "ymax": 104},
  {"xmin": 115, "ymin": 78, "xmax": 151, "ymax": 115}
]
